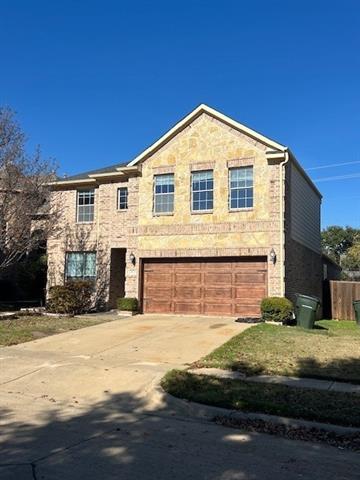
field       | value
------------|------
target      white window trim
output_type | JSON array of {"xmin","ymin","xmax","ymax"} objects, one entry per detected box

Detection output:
[
  {"xmin": 76, "ymin": 189, "xmax": 95, "ymax": 223},
  {"xmin": 191, "ymin": 170, "xmax": 214, "ymax": 213},
  {"xmin": 117, "ymin": 187, "xmax": 128, "ymax": 211},
  {"xmin": 153, "ymin": 174, "xmax": 175, "ymax": 216},
  {"xmin": 228, "ymin": 166, "xmax": 254, "ymax": 211}
]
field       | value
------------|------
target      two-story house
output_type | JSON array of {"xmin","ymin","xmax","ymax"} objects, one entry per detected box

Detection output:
[{"xmin": 48, "ymin": 104, "xmax": 322, "ymax": 317}]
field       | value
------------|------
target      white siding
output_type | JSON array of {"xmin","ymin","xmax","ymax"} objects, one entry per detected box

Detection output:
[{"xmin": 290, "ymin": 164, "xmax": 321, "ymax": 253}]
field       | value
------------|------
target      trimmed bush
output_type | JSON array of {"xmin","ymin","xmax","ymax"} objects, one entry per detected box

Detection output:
[
  {"xmin": 47, "ymin": 280, "xmax": 94, "ymax": 315},
  {"xmin": 260, "ymin": 296, "xmax": 293, "ymax": 323},
  {"xmin": 117, "ymin": 297, "xmax": 138, "ymax": 312}
]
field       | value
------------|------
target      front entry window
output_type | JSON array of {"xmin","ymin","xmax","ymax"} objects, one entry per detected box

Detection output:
[{"xmin": 65, "ymin": 252, "xmax": 96, "ymax": 280}]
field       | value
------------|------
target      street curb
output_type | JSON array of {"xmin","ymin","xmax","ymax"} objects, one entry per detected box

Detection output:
[
  {"xmin": 188, "ymin": 368, "xmax": 360, "ymax": 394},
  {"xmin": 151, "ymin": 384, "xmax": 360, "ymax": 435}
]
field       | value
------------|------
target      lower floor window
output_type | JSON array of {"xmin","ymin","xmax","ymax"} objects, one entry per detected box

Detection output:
[{"xmin": 65, "ymin": 252, "xmax": 96, "ymax": 280}]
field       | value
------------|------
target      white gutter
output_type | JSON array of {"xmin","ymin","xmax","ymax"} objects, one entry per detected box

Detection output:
[
  {"xmin": 47, "ymin": 178, "xmax": 96, "ymax": 186},
  {"xmin": 279, "ymin": 151, "xmax": 289, "ymax": 297}
]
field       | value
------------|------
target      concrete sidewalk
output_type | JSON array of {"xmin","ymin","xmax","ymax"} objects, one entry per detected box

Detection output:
[
  {"xmin": 189, "ymin": 367, "xmax": 360, "ymax": 393},
  {"xmin": 1, "ymin": 316, "xmax": 359, "ymax": 479}
]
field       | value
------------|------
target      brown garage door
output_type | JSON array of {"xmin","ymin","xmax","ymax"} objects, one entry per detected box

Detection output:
[{"xmin": 142, "ymin": 257, "xmax": 267, "ymax": 317}]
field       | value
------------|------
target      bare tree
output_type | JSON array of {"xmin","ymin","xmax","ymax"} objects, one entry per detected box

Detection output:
[
  {"xmin": 0, "ymin": 107, "xmax": 60, "ymax": 273},
  {"xmin": 46, "ymin": 225, "xmax": 110, "ymax": 311}
]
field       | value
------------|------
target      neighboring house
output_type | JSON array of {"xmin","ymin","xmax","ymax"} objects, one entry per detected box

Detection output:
[
  {"xmin": 48, "ymin": 104, "xmax": 323, "ymax": 317},
  {"xmin": 0, "ymin": 168, "xmax": 50, "ymax": 305}
]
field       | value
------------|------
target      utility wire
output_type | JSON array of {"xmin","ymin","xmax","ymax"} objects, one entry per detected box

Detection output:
[
  {"xmin": 306, "ymin": 160, "xmax": 360, "ymax": 171},
  {"xmin": 314, "ymin": 172, "xmax": 360, "ymax": 183}
]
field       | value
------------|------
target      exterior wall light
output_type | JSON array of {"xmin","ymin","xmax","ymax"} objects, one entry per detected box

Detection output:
[
  {"xmin": 269, "ymin": 248, "xmax": 276, "ymax": 265},
  {"xmin": 129, "ymin": 252, "xmax": 136, "ymax": 265}
]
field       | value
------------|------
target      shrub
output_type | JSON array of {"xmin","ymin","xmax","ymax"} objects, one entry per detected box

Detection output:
[
  {"xmin": 47, "ymin": 280, "xmax": 94, "ymax": 315},
  {"xmin": 117, "ymin": 297, "xmax": 138, "ymax": 312},
  {"xmin": 260, "ymin": 296, "xmax": 293, "ymax": 323}
]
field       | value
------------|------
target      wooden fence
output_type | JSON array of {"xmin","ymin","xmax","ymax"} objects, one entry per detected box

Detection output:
[{"xmin": 330, "ymin": 280, "xmax": 360, "ymax": 321}]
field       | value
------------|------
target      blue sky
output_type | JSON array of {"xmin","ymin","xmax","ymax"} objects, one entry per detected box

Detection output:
[{"xmin": 0, "ymin": 0, "xmax": 359, "ymax": 228}]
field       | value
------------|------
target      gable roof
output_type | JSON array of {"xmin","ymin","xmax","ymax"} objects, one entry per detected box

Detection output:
[
  {"xmin": 50, "ymin": 104, "xmax": 321, "ymax": 198},
  {"xmin": 127, "ymin": 103, "xmax": 287, "ymax": 166}
]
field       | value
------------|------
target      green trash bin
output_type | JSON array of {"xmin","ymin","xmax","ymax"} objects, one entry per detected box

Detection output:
[
  {"xmin": 295, "ymin": 294, "xmax": 320, "ymax": 329},
  {"xmin": 353, "ymin": 300, "xmax": 360, "ymax": 326}
]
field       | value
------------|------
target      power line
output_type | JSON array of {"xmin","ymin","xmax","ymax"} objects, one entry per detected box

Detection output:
[
  {"xmin": 314, "ymin": 172, "xmax": 360, "ymax": 183},
  {"xmin": 306, "ymin": 160, "xmax": 360, "ymax": 171}
]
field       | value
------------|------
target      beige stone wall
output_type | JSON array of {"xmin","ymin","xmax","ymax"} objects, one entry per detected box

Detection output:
[
  {"xmin": 47, "ymin": 112, "xmax": 291, "ymax": 306},
  {"xmin": 137, "ymin": 112, "xmax": 282, "ymax": 296}
]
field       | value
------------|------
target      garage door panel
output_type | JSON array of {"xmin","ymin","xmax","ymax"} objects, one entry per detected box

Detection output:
[
  {"xmin": 145, "ymin": 272, "xmax": 173, "ymax": 284},
  {"xmin": 174, "ymin": 272, "xmax": 202, "ymax": 284},
  {"xmin": 174, "ymin": 286, "xmax": 202, "ymax": 300},
  {"xmin": 204, "ymin": 303, "xmax": 233, "ymax": 315},
  {"xmin": 142, "ymin": 257, "xmax": 267, "ymax": 317},
  {"xmin": 233, "ymin": 262, "xmax": 266, "ymax": 270},
  {"xmin": 143, "ymin": 300, "xmax": 172, "ymax": 313},
  {"xmin": 174, "ymin": 302, "xmax": 202, "ymax": 314},
  {"xmin": 174, "ymin": 263, "xmax": 201, "ymax": 271},
  {"xmin": 235, "ymin": 286, "xmax": 266, "ymax": 299},
  {"xmin": 234, "ymin": 273, "xmax": 266, "ymax": 284},
  {"xmin": 234, "ymin": 297, "xmax": 263, "ymax": 306},
  {"xmin": 204, "ymin": 262, "xmax": 233, "ymax": 270},
  {"xmin": 204, "ymin": 272, "xmax": 232, "ymax": 284},
  {"xmin": 144, "ymin": 262, "xmax": 173, "ymax": 272},
  {"xmin": 204, "ymin": 287, "xmax": 232, "ymax": 299},
  {"xmin": 144, "ymin": 286, "xmax": 172, "ymax": 299},
  {"xmin": 234, "ymin": 304, "xmax": 261, "ymax": 316}
]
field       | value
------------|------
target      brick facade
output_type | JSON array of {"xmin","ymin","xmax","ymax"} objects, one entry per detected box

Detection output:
[
  {"xmin": 285, "ymin": 237, "xmax": 322, "ymax": 304},
  {"xmin": 47, "ymin": 110, "xmax": 321, "ymax": 311}
]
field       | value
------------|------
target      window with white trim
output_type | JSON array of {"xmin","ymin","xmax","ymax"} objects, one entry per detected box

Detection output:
[
  {"xmin": 77, "ymin": 189, "xmax": 95, "ymax": 222},
  {"xmin": 229, "ymin": 167, "xmax": 253, "ymax": 209},
  {"xmin": 192, "ymin": 170, "xmax": 213, "ymax": 211},
  {"xmin": 117, "ymin": 187, "xmax": 128, "ymax": 210},
  {"xmin": 154, "ymin": 174, "xmax": 174, "ymax": 214},
  {"xmin": 65, "ymin": 252, "xmax": 96, "ymax": 280}
]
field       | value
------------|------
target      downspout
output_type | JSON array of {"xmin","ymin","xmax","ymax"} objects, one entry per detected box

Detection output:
[
  {"xmin": 95, "ymin": 184, "xmax": 102, "ymax": 308},
  {"xmin": 96, "ymin": 185, "xmax": 100, "ymax": 247},
  {"xmin": 279, "ymin": 150, "xmax": 289, "ymax": 297}
]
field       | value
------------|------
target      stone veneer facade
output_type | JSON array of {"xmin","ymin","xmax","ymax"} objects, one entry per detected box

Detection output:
[{"xmin": 47, "ymin": 111, "xmax": 321, "ymax": 310}]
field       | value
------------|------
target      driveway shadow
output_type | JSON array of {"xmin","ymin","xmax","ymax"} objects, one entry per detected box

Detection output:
[{"xmin": 1, "ymin": 389, "xmax": 360, "ymax": 479}]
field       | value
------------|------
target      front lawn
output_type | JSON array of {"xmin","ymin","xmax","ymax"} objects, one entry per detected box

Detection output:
[
  {"xmin": 162, "ymin": 369, "xmax": 360, "ymax": 427},
  {"xmin": 195, "ymin": 320, "xmax": 360, "ymax": 384},
  {"xmin": 0, "ymin": 314, "xmax": 118, "ymax": 346}
]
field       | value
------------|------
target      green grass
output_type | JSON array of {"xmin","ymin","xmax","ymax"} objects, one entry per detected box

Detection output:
[
  {"xmin": 162, "ymin": 369, "xmax": 360, "ymax": 427},
  {"xmin": 0, "ymin": 314, "xmax": 118, "ymax": 346},
  {"xmin": 195, "ymin": 320, "xmax": 360, "ymax": 384}
]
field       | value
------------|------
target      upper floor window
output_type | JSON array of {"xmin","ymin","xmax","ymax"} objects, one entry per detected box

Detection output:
[
  {"xmin": 229, "ymin": 167, "xmax": 253, "ymax": 210},
  {"xmin": 117, "ymin": 187, "xmax": 128, "ymax": 210},
  {"xmin": 65, "ymin": 252, "xmax": 96, "ymax": 280},
  {"xmin": 154, "ymin": 174, "xmax": 174, "ymax": 214},
  {"xmin": 77, "ymin": 189, "xmax": 95, "ymax": 222},
  {"xmin": 192, "ymin": 170, "xmax": 213, "ymax": 212}
]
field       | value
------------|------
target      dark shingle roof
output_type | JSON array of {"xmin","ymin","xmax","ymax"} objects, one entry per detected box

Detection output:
[{"xmin": 60, "ymin": 162, "xmax": 128, "ymax": 181}]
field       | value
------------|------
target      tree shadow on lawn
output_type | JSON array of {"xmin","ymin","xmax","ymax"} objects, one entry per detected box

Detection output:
[
  {"xmin": 1, "ymin": 390, "xmax": 359, "ymax": 479},
  {"xmin": 228, "ymin": 356, "xmax": 360, "ymax": 385}
]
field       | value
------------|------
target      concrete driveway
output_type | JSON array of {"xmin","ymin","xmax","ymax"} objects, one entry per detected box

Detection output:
[
  {"xmin": 0, "ymin": 314, "xmax": 245, "ymax": 407},
  {"xmin": 0, "ymin": 314, "xmax": 359, "ymax": 479}
]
